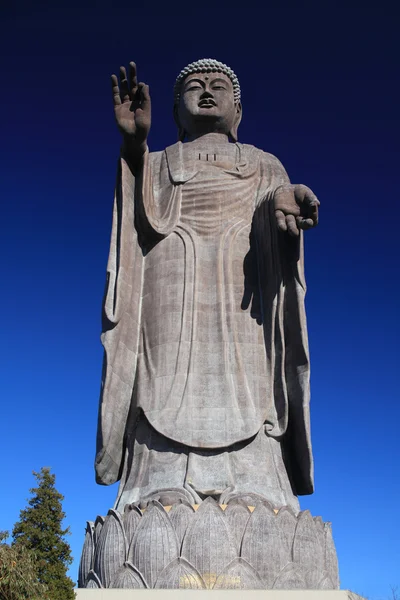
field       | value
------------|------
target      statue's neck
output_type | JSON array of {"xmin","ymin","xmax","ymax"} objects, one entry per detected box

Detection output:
[{"xmin": 185, "ymin": 132, "xmax": 230, "ymax": 145}]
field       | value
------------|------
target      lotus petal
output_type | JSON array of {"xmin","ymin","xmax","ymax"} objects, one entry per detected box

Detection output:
[
  {"xmin": 111, "ymin": 561, "xmax": 148, "ymax": 588},
  {"xmin": 317, "ymin": 570, "xmax": 335, "ymax": 589},
  {"xmin": 86, "ymin": 570, "xmax": 103, "ymax": 589},
  {"xmin": 276, "ymin": 506, "xmax": 297, "ymax": 557},
  {"xmin": 129, "ymin": 500, "xmax": 179, "ymax": 588},
  {"xmin": 240, "ymin": 501, "xmax": 289, "ymax": 587},
  {"xmin": 122, "ymin": 504, "xmax": 142, "ymax": 547},
  {"xmin": 94, "ymin": 515, "xmax": 105, "ymax": 546},
  {"xmin": 272, "ymin": 562, "xmax": 306, "ymax": 589},
  {"xmin": 314, "ymin": 516, "xmax": 326, "ymax": 556},
  {"xmin": 221, "ymin": 491, "xmax": 270, "ymax": 506},
  {"xmin": 304, "ymin": 566, "xmax": 323, "ymax": 589},
  {"xmin": 314, "ymin": 515, "xmax": 324, "ymax": 529},
  {"xmin": 292, "ymin": 510, "xmax": 324, "ymax": 579},
  {"xmin": 181, "ymin": 497, "xmax": 236, "ymax": 589},
  {"xmin": 155, "ymin": 557, "xmax": 206, "ymax": 589},
  {"xmin": 168, "ymin": 500, "xmax": 195, "ymax": 547},
  {"xmin": 78, "ymin": 521, "xmax": 94, "ymax": 588},
  {"xmin": 213, "ymin": 557, "xmax": 264, "ymax": 590},
  {"xmin": 224, "ymin": 501, "xmax": 250, "ymax": 553},
  {"xmin": 324, "ymin": 522, "xmax": 339, "ymax": 589},
  {"xmin": 93, "ymin": 509, "xmax": 128, "ymax": 588}
]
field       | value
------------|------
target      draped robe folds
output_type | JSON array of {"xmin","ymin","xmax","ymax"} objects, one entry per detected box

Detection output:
[{"xmin": 95, "ymin": 141, "xmax": 314, "ymax": 497}]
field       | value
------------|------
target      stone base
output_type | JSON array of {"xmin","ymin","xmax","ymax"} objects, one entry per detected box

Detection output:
[
  {"xmin": 76, "ymin": 591, "xmax": 365, "ymax": 599},
  {"xmin": 78, "ymin": 499, "xmax": 339, "ymax": 590}
]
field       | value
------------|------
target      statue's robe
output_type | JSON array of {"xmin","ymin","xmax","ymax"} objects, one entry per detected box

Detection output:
[{"xmin": 95, "ymin": 141, "xmax": 313, "ymax": 501}]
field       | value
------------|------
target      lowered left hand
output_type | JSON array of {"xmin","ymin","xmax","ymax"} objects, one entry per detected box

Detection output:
[{"xmin": 274, "ymin": 184, "xmax": 319, "ymax": 236}]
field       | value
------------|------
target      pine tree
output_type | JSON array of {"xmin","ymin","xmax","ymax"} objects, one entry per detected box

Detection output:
[{"xmin": 11, "ymin": 468, "xmax": 75, "ymax": 600}]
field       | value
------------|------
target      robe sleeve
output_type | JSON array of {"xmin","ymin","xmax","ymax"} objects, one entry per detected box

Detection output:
[
  {"xmin": 95, "ymin": 154, "xmax": 148, "ymax": 485},
  {"xmin": 95, "ymin": 148, "xmax": 181, "ymax": 486},
  {"xmin": 255, "ymin": 151, "xmax": 314, "ymax": 495}
]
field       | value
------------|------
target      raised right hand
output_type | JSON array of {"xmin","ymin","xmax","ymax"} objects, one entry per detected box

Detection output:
[{"xmin": 111, "ymin": 62, "xmax": 151, "ymax": 150}]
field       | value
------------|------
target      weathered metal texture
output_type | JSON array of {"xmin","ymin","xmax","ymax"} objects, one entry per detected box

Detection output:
[
  {"xmin": 86, "ymin": 570, "xmax": 102, "ymax": 589},
  {"xmin": 213, "ymin": 558, "xmax": 265, "ymax": 590},
  {"xmin": 129, "ymin": 501, "xmax": 179, "ymax": 588},
  {"xmin": 241, "ymin": 501, "xmax": 291, "ymax": 587},
  {"xmin": 78, "ymin": 521, "xmax": 94, "ymax": 588},
  {"xmin": 110, "ymin": 562, "xmax": 148, "ymax": 589},
  {"xmin": 122, "ymin": 504, "xmax": 142, "ymax": 545},
  {"xmin": 80, "ymin": 501, "xmax": 339, "ymax": 589},
  {"xmin": 224, "ymin": 500, "xmax": 251, "ymax": 553},
  {"xmin": 325, "ymin": 522, "xmax": 340, "ymax": 589},
  {"xmin": 181, "ymin": 498, "xmax": 236, "ymax": 588},
  {"xmin": 168, "ymin": 500, "xmax": 195, "ymax": 548},
  {"xmin": 293, "ymin": 510, "xmax": 325, "ymax": 588},
  {"xmin": 154, "ymin": 557, "xmax": 206, "ymax": 589},
  {"xmin": 272, "ymin": 563, "xmax": 307, "ymax": 589},
  {"xmin": 94, "ymin": 515, "xmax": 105, "ymax": 545},
  {"xmin": 93, "ymin": 510, "xmax": 128, "ymax": 588}
]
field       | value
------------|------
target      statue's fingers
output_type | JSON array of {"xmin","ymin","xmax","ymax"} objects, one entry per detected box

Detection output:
[
  {"xmin": 304, "ymin": 192, "xmax": 320, "ymax": 214},
  {"xmin": 296, "ymin": 216, "xmax": 314, "ymax": 230},
  {"xmin": 294, "ymin": 185, "xmax": 319, "ymax": 225},
  {"xmin": 294, "ymin": 184, "xmax": 318, "ymax": 206},
  {"xmin": 286, "ymin": 214, "xmax": 299, "ymax": 236},
  {"xmin": 308, "ymin": 201, "xmax": 319, "ymax": 225},
  {"xmin": 119, "ymin": 66, "xmax": 130, "ymax": 102},
  {"xmin": 111, "ymin": 74, "xmax": 121, "ymax": 106},
  {"xmin": 302, "ymin": 198, "xmax": 319, "ymax": 225},
  {"xmin": 140, "ymin": 83, "xmax": 150, "ymax": 100},
  {"xmin": 311, "ymin": 208, "xmax": 318, "ymax": 226},
  {"xmin": 275, "ymin": 209, "xmax": 287, "ymax": 232},
  {"xmin": 293, "ymin": 184, "xmax": 310, "ymax": 203},
  {"xmin": 302, "ymin": 187, "xmax": 319, "ymax": 207},
  {"xmin": 138, "ymin": 83, "xmax": 151, "ymax": 112},
  {"xmin": 129, "ymin": 61, "xmax": 138, "ymax": 94}
]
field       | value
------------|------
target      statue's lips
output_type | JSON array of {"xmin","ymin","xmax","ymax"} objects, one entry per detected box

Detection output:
[{"xmin": 198, "ymin": 100, "xmax": 217, "ymax": 108}]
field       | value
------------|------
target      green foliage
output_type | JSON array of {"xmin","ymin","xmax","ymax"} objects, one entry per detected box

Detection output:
[
  {"xmin": 0, "ymin": 531, "xmax": 49, "ymax": 600},
  {"xmin": 11, "ymin": 468, "xmax": 75, "ymax": 600}
]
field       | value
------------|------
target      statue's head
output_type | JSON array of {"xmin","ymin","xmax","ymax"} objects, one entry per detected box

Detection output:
[{"xmin": 173, "ymin": 59, "xmax": 242, "ymax": 142}]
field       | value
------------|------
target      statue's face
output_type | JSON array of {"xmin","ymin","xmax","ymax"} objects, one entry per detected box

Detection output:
[{"xmin": 177, "ymin": 72, "xmax": 238, "ymax": 136}]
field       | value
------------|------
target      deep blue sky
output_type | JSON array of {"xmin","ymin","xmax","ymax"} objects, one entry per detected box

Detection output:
[{"xmin": 1, "ymin": 1, "xmax": 399, "ymax": 596}]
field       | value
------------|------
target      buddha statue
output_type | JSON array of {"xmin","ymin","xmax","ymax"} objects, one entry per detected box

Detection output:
[{"xmin": 95, "ymin": 59, "xmax": 319, "ymax": 514}]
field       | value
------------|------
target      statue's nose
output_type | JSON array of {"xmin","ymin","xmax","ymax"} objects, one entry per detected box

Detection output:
[{"xmin": 200, "ymin": 89, "xmax": 213, "ymax": 98}]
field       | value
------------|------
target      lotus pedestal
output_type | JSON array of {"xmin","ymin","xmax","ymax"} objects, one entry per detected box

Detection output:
[{"xmin": 78, "ymin": 499, "xmax": 343, "ymax": 591}]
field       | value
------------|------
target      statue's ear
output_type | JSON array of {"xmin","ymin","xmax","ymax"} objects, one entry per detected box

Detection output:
[
  {"xmin": 173, "ymin": 104, "xmax": 186, "ymax": 142},
  {"xmin": 229, "ymin": 102, "xmax": 242, "ymax": 142}
]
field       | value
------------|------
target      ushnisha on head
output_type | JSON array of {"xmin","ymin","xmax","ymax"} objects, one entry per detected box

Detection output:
[{"xmin": 173, "ymin": 58, "xmax": 242, "ymax": 142}]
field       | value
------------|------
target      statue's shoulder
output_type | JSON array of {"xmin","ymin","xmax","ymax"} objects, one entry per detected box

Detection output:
[
  {"xmin": 237, "ymin": 142, "xmax": 261, "ymax": 157},
  {"xmin": 148, "ymin": 149, "xmax": 164, "ymax": 165},
  {"xmin": 239, "ymin": 143, "xmax": 285, "ymax": 167},
  {"xmin": 149, "ymin": 145, "xmax": 180, "ymax": 168},
  {"xmin": 148, "ymin": 150, "xmax": 168, "ymax": 180},
  {"xmin": 149, "ymin": 149, "xmax": 164, "ymax": 158},
  {"xmin": 238, "ymin": 144, "xmax": 289, "ymax": 186},
  {"xmin": 148, "ymin": 148, "xmax": 174, "ymax": 188}
]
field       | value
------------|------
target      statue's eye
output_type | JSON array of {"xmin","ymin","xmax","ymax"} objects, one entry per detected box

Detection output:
[
  {"xmin": 186, "ymin": 84, "xmax": 202, "ymax": 91},
  {"xmin": 212, "ymin": 85, "xmax": 226, "ymax": 90}
]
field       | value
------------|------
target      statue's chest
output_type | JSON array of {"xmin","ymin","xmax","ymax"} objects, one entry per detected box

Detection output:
[{"xmin": 179, "ymin": 161, "xmax": 257, "ymax": 235}]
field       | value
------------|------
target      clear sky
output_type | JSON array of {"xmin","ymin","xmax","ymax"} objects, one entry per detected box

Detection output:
[{"xmin": 1, "ymin": 1, "xmax": 399, "ymax": 597}]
